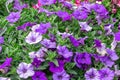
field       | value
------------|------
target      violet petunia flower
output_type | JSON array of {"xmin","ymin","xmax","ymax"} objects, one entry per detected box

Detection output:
[
  {"xmin": 104, "ymin": 24, "xmax": 113, "ymax": 35},
  {"xmin": 106, "ymin": 49, "xmax": 119, "ymax": 61},
  {"xmin": 0, "ymin": 58, "xmax": 12, "ymax": 69},
  {"xmin": 69, "ymin": 35, "xmax": 80, "ymax": 47},
  {"xmin": 74, "ymin": 52, "xmax": 91, "ymax": 69},
  {"xmin": 100, "ymin": 56, "xmax": 114, "ymax": 67},
  {"xmin": 49, "ymin": 59, "xmax": 64, "ymax": 73},
  {"xmin": 57, "ymin": 45, "xmax": 73, "ymax": 58},
  {"xmin": 0, "ymin": 36, "xmax": 4, "ymax": 44},
  {"xmin": 85, "ymin": 68, "xmax": 100, "ymax": 80},
  {"xmin": 32, "ymin": 71, "xmax": 48, "ymax": 80},
  {"xmin": 79, "ymin": 22, "xmax": 92, "ymax": 32},
  {"xmin": 6, "ymin": 12, "xmax": 20, "ymax": 23},
  {"xmin": 25, "ymin": 31, "xmax": 42, "ymax": 44},
  {"xmin": 57, "ymin": 31, "xmax": 72, "ymax": 39},
  {"xmin": 17, "ymin": 22, "xmax": 36, "ymax": 31},
  {"xmin": 17, "ymin": 62, "xmax": 34, "ymax": 79},
  {"xmin": 14, "ymin": 0, "xmax": 28, "ymax": 11},
  {"xmin": 52, "ymin": 70, "xmax": 70, "ymax": 80},
  {"xmin": 32, "ymin": 58, "xmax": 41, "ymax": 68},
  {"xmin": 38, "ymin": 0, "xmax": 56, "ymax": 5},
  {"xmin": 41, "ymin": 39, "xmax": 56, "ymax": 49},
  {"xmin": 69, "ymin": 35, "xmax": 87, "ymax": 47},
  {"xmin": 31, "ymin": 23, "xmax": 51, "ymax": 35},
  {"xmin": 62, "ymin": 1, "xmax": 73, "ymax": 10},
  {"xmin": 114, "ymin": 31, "xmax": 120, "ymax": 42},
  {"xmin": 99, "ymin": 67, "xmax": 114, "ymax": 80},
  {"xmin": 56, "ymin": 10, "xmax": 71, "ymax": 21},
  {"xmin": 72, "ymin": 9, "xmax": 88, "ymax": 20},
  {"xmin": 29, "ymin": 47, "xmax": 47, "ymax": 62}
]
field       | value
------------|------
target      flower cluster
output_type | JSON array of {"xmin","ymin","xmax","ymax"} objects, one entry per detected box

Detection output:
[{"xmin": 2, "ymin": 0, "xmax": 120, "ymax": 80}]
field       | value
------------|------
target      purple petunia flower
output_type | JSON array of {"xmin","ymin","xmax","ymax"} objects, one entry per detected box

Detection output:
[
  {"xmin": 17, "ymin": 62, "xmax": 34, "ymax": 79},
  {"xmin": 25, "ymin": 31, "xmax": 42, "ymax": 44},
  {"xmin": 85, "ymin": 68, "xmax": 100, "ymax": 80},
  {"xmin": 0, "ymin": 36, "xmax": 4, "ymax": 44},
  {"xmin": 100, "ymin": 56, "xmax": 114, "ymax": 67},
  {"xmin": 41, "ymin": 39, "xmax": 56, "ymax": 49},
  {"xmin": 57, "ymin": 45, "xmax": 73, "ymax": 58},
  {"xmin": 52, "ymin": 70, "xmax": 70, "ymax": 80},
  {"xmin": 94, "ymin": 39, "xmax": 102, "ymax": 48},
  {"xmin": 38, "ymin": 8, "xmax": 55, "ymax": 16},
  {"xmin": 106, "ymin": 49, "xmax": 119, "ymax": 61},
  {"xmin": 17, "ymin": 22, "xmax": 36, "ymax": 31},
  {"xmin": 104, "ymin": 24, "xmax": 113, "ymax": 35},
  {"xmin": 62, "ymin": 1, "xmax": 73, "ymax": 10},
  {"xmin": 91, "ymin": 3, "xmax": 108, "ymax": 16},
  {"xmin": 56, "ymin": 10, "xmax": 71, "ymax": 21},
  {"xmin": 72, "ymin": 9, "xmax": 88, "ymax": 20},
  {"xmin": 79, "ymin": 22, "xmax": 92, "ymax": 32},
  {"xmin": 99, "ymin": 67, "xmax": 114, "ymax": 80},
  {"xmin": 95, "ymin": 42, "xmax": 107, "ymax": 56},
  {"xmin": 14, "ymin": 0, "xmax": 28, "ymax": 11},
  {"xmin": 29, "ymin": 47, "xmax": 47, "ymax": 62},
  {"xmin": 114, "ymin": 31, "xmax": 120, "ymax": 42},
  {"xmin": 6, "ymin": 12, "xmax": 20, "ymax": 23},
  {"xmin": 31, "ymin": 23, "xmax": 51, "ymax": 35},
  {"xmin": 39, "ymin": 0, "xmax": 56, "ymax": 5},
  {"xmin": 74, "ymin": 52, "xmax": 91, "ymax": 69},
  {"xmin": 57, "ymin": 31, "xmax": 72, "ymax": 39},
  {"xmin": 69, "ymin": 35, "xmax": 80, "ymax": 47},
  {"xmin": 32, "ymin": 58, "xmax": 41, "ymax": 68},
  {"xmin": 69, "ymin": 35, "xmax": 87, "ymax": 47},
  {"xmin": 0, "ymin": 58, "xmax": 12, "ymax": 69},
  {"xmin": 49, "ymin": 59, "xmax": 64, "ymax": 73},
  {"xmin": 32, "ymin": 71, "xmax": 47, "ymax": 80}
]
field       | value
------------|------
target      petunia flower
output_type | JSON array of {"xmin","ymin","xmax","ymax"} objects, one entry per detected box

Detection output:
[
  {"xmin": 41, "ymin": 39, "xmax": 56, "ymax": 49},
  {"xmin": 79, "ymin": 22, "xmax": 92, "ymax": 32},
  {"xmin": 17, "ymin": 22, "xmax": 36, "ymax": 31},
  {"xmin": 57, "ymin": 31, "xmax": 72, "ymax": 39},
  {"xmin": 72, "ymin": 9, "xmax": 88, "ymax": 20},
  {"xmin": 69, "ymin": 35, "xmax": 87, "ymax": 47},
  {"xmin": 85, "ymin": 68, "xmax": 100, "ymax": 80},
  {"xmin": 56, "ymin": 10, "xmax": 71, "ymax": 21},
  {"xmin": 52, "ymin": 70, "xmax": 70, "ymax": 80},
  {"xmin": 0, "ymin": 58, "xmax": 12, "ymax": 69},
  {"xmin": 17, "ymin": 62, "xmax": 34, "ymax": 79},
  {"xmin": 49, "ymin": 59, "xmax": 64, "ymax": 73},
  {"xmin": 14, "ymin": 0, "xmax": 28, "ymax": 11},
  {"xmin": 106, "ymin": 48, "xmax": 119, "ymax": 61},
  {"xmin": 62, "ymin": 1, "xmax": 73, "ymax": 10},
  {"xmin": 25, "ymin": 31, "xmax": 42, "ymax": 44},
  {"xmin": 32, "ymin": 58, "xmax": 41, "ymax": 68},
  {"xmin": 38, "ymin": 0, "xmax": 56, "ymax": 5},
  {"xmin": 57, "ymin": 45, "xmax": 73, "ymax": 58},
  {"xmin": 114, "ymin": 31, "xmax": 120, "ymax": 42},
  {"xmin": 99, "ymin": 67, "xmax": 114, "ymax": 80},
  {"xmin": 31, "ymin": 23, "xmax": 51, "ymax": 35},
  {"xmin": 74, "ymin": 52, "xmax": 91, "ymax": 69},
  {"xmin": 29, "ymin": 47, "xmax": 47, "ymax": 62},
  {"xmin": 32, "ymin": 71, "xmax": 47, "ymax": 80},
  {"xmin": 6, "ymin": 12, "xmax": 20, "ymax": 23}
]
